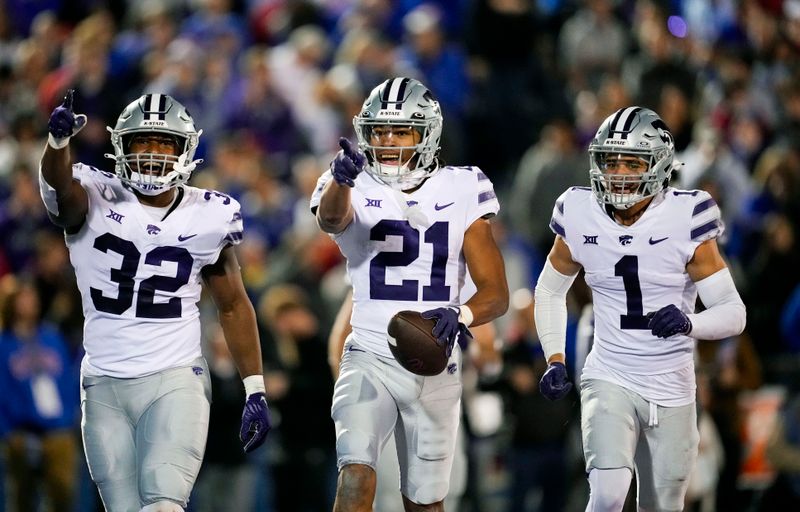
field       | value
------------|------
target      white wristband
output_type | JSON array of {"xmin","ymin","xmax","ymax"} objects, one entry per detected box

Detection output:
[
  {"xmin": 243, "ymin": 374, "xmax": 266, "ymax": 397},
  {"xmin": 458, "ymin": 305, "xmax": 474, "ymax": 327},
  {"xmin": 47, "ymin": 133, "xmax": 70, "ymax": 149}
]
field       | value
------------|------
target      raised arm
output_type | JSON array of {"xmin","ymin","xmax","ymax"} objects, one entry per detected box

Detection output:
[
  {"xmin": 39, "ymin": 89, "xmax": 89, "ymax": 230},
  {"xmin": 316, "ymin": 138, "xmax": 365, "ymax": 233}
]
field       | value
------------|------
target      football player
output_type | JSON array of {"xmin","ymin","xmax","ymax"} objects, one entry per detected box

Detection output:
[
  {"xmin": 534, "ymin": 106, "xmax": 746, "ymax": 511},
  {"xmin": 327, "ymin": 284, "xmax": 501, "ymax": 512},
  {"xmin": 312, "ymin": 77, "xmax": 509, "ymax": 511},
  {"xmin": 39, "ymin": 90, "xmax": 271, "ymax": 512}
]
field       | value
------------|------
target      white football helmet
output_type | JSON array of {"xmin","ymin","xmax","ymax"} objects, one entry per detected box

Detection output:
[
  {"xmin": 106, "ymin": 94, "xmax": 202, "ymax": 195},
  {"xmin": 353, "ymin": 77, "xmax": 443, "ymax": 190},
  {"xmin": 589, "ymin": 106, "xmax": 681, "ymax": 209}
]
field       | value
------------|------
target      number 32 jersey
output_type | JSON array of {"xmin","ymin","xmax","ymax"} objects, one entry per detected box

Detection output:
[
  {"xmin": 550, "ymin": 186, "xmax": 723, "ymax": 402},
  {"xmin": 66, "ymin": 164, "xmax": 243, "ymax": 378},
  {"xmin": 311, "ymin": 166, "xmax": 499, "ymax": 357}
]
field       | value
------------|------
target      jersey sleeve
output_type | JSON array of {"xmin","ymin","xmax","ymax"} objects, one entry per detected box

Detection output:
[
  {"xmin": 467, "ymin": 167, "xmax": 500, "ymax": 225},
  {"xmin": 72, "ymin": 162, "xmax": 118, "ymax": 183},
  {"xmin": 71, "ymin": 162, "xmax": 93, "ymax": 181},
  {"xmin": 40, "ymin": 163, "xmax": 90, "ymax": 215},
  {"xmin": 42, "ymin": 163, "xmax": 114, "ymax": 218},
  {"xmin": 548, "ymin": 189, "xmax": 569, "ymax": 239},
  {"xmin": 208, "ymin": 193, "xmax": 244, "ymax": 265},
  {"xmin": 689, "ymin": 191, "xmax": 724, "ymax": 243},
  {"xmin": 222, "ymin": 200, "xmax": 244, "ymax": 247},
  {"xmin": 310, "ymin": 169, "xmax": 334, "ymax": 214}
]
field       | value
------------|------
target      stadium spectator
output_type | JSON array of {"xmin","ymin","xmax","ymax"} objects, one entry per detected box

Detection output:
[
  {"xmin": 0, "ymin": 277, "xmax": 79, "ymax": 512},
  {"xmin": 0, "ymin": 2, "xmax": 797, "ymax": 510}
]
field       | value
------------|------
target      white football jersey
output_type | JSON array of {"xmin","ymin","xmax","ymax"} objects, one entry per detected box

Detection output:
[
  {"xmin": 66, "ymin": 163, "xmax": 244, "ymax": 378},
  {"xmin": 550, "ymin": 186, "xmax": 723, "ymax": 402},
  {"xmin": 311, "ymin": 166, "xmax": 499, "ymax": 357}
]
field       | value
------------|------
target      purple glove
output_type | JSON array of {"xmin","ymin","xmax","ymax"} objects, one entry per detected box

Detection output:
[
  {"xmin": 331, "ymin": 137, "xmax": 366, "ymax": 187},
  {"xmin": 240, "ymin": 392, "xmax": 271, "ymax": 453},
  {"xmin": 539, "ymin": 362, "xmax": 572, "ymax": 401},
  {"xmin": 47, "ymin": 89, "xmax": 87, "ymax": 144},
  {"xmin": 420, "ymin": 307, "xmax": 472, "ymax": 358},
  {"xmin": 648, "ymin": 304, "xmax": 692, "ymax": 338}
]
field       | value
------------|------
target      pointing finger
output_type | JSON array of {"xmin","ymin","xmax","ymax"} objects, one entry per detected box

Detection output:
[
  {"xmin": 63, "ymin": 89, "xmax": 75, "ymax": 110},
  {"xmin": 339, "ymin": 137, "xmax": 354, "ymax": 155}
]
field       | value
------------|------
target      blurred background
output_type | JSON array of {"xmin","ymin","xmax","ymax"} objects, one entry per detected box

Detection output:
[{"xmin": 0, "ymin": 0, "xmax": 799, "ymax": 510}]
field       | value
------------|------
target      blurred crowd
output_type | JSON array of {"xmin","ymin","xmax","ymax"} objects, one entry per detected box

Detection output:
[{"xmin": 0, "ymin": 0, "xmax": 799, "ymax": 511}]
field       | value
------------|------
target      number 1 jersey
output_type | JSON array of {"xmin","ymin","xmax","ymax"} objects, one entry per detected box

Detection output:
[
  {"xmin": 66, "ymin": 164, "xmax": 243, "ymax": 378},
  {"xmin": 550, "ymin": 186, "xmax": 723, "ymax": 390},
  {"xmin": 311, "ymin": 166, "xmax": 499, "ymax": 357}
]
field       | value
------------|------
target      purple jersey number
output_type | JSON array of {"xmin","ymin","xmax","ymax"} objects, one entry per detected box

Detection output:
[{"xmin": 369, "ymin": 220, "xmax": 450, "ymax": 301}]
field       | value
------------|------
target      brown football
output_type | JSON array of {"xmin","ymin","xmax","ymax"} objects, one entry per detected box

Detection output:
[{"xmin": 387, "ymin": 310, "xmax": 448, "ymax": 376}]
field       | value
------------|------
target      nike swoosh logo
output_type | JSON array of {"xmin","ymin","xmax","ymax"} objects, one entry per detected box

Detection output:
[
  {"xmin": 434, "ymin": 202, "xmax": 455, "ymax": 211},
  {"xmin": 649, "ymin": 236, "xmax": 669, "ymax": 245},
  {"xmin": 178, "ymin": 234, "xmax": 197, "ymax": 241}
]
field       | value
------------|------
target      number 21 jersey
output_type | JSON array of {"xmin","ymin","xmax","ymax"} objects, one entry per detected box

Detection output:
[{"xmin": 311, "ymin": 166, "xmax": 499, "ymax": 357}]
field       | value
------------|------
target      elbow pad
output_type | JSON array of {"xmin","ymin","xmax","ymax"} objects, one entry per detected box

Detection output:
[
  {"xmin": 534, "ymin": 259, "xmax": 578, "ymax": 361},
  {"xmin": 39, "ymin": 165, "xmax": 60, "ymax": 215},
  {"xmin": 688, "ymin": 267, "xmax": 746, "ymax": 340}
]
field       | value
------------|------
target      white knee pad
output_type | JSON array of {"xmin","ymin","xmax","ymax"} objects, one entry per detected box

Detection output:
[
  {"xmin": 586, "ymin": 468, "xmax": 632, "ymax": 512},
  {"xmin": 140, "ymin": 500, "xmax": 184, "ymax": 512}
]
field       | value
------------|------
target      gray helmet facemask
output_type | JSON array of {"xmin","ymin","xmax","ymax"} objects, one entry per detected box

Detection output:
[{"xmin": 106, "ymin": 94, "xmax": 202, "ymax": 196}]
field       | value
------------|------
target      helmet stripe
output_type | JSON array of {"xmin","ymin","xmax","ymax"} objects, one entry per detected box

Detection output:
[
  {"xmin": 608, "ymin": 106, "xmax": 642, "ymax": 139},
  {"xmin": 143, "ymin": 93, "xmax": 167, "ymax": 121},
  {"xmin": 619, "ymin": 106, "xmax": 642, "ymax": 134},
  {"xmin": 380, "ymin": 80, "xmax": 392, "ymax": 109},
  {"xmin": 380, "ymin": 77, "xmax": 411, "ymax": 110},
  {"xmin": 394, "ymin": 77, "xmax": 410, "ymax": 108},
  {"xmin": 142, "ymin": 93, "xmax": 152, "ymax": 117},
  {"xmin": 157, "ymin": 95, "xmax": 167, "ymax": 119}
]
